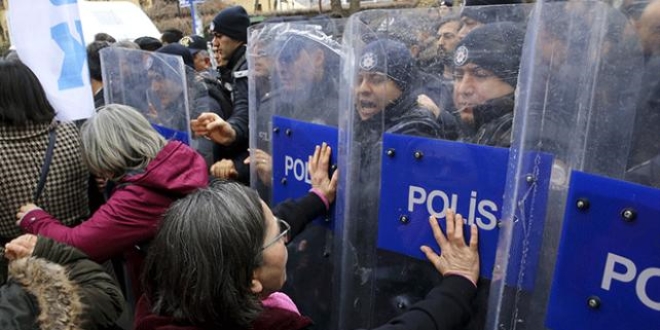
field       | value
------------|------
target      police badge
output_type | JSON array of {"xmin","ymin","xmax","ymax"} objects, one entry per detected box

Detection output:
[
  {"xmin": 454, "ymin": 45, "xmax": 469, "ymax": 67},
  {"xmin": 180, "ymin": 36, "xmax": 193, "ymax": 47},
  {"xmin": 360, "ymin": 52, "xmax": 377, "ymax": 71}
]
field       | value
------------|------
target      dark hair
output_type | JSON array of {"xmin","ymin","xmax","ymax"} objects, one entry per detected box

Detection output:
[
  {"xmin": 161, "ymin": 28, "xmax": 184, "ymax": 44},
  {"xmin": 434, "ymin": 14, "xmax": 463, "ymax": 33},
  {"xmin": 142, "ymin": 180, "xmax": 266, "ymax": 328},
  {"xmin": 94, "ymin": 32, "xmax": 116, "ymax": 43},
  {"xmin": 0, "ymin": 60, "xmax": 56, "ymax": 125},
  {"xmin": 135, "ymin": 36, "xmax": 163, "ymax": 51},
  {"xmin": 87, "ymin": 41, "xmax": 111, "ymax": 81}
]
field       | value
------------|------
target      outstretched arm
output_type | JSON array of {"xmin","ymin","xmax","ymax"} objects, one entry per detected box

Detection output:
[
  {"xmin": 369, "ymin": 210, "xmax": 480, "ymax": 330},
  {"xmin": 5, "ymin": 235, "xmax": 124, "ymax": 329}
]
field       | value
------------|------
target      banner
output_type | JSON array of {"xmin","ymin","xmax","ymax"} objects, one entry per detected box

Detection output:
[{"xmin": 8, "ymin": 0, "xmax": 95, "ymax": 122}]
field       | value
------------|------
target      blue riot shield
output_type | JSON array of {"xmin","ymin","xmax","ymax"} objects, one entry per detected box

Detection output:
[
  {"xmin": 335, "ymin": 4, "xmax": 535, "ymax": 329},
  {"xmin": 247, "ymin": 21, "xmax": 343, "ymax": 330},
  {"xmin": 100, "ymin": 47, "xmax": 192, "ymax": 144},
  {"xmin": 487, "ymin": 2, "xmax": 654, "ymax": 330}
]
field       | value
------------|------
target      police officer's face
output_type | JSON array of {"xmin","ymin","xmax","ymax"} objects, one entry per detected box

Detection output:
[
  {"xmin": 148, "ymin": 71, "xmax": 183, "ymax": 108},
  {"xmin": 355, "ymin": 72, "xmax": 402, "ymax": 121},
  {"xmin": 277, "ymin": 48, "xmax": 322, "ymax": 91},
  {"xmin": 253, "ymin": 44, "xmax": 272, "ymax": 78},
  {"xmin": 457, "ymin": 17, "xmax": 482, "ymax": 40},
  {"xmin": 638, "ymin": 0, "xmax": 660, "ymax": 57},
  {"xmin": 437, "ymin": 21, "xmax": 461, "ymax": 61},
  {"xmin": 453, "ymin": 63, "xmax": 514, "ymax": 125},
  {"xmin": 212, "ymin": 33, "xmax": 242, "ymax": 63},
  {"xmin": 193, "ymin": 52, "xmax": 211, "ymax": 72}
]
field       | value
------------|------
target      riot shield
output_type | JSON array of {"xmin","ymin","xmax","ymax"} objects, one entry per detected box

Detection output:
[
  {"xmin": 335, "ymin": 4, "xmax": 537, "ymax": 329},
  {"xmin": 487, "ymin": 2, "xmax": 654, "ymax": 330},
  {"xmin": 247, "ymin": 20, "xmax": 343, "ymax": 330},
  {"xmin": 100, "ymin": 47, "xmax": 192, "ymax": 143}
]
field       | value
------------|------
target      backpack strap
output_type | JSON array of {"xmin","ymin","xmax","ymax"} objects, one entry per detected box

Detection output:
[{"xmin": 34, "ymin": 127, "xmax": 57, "ymax": 202}]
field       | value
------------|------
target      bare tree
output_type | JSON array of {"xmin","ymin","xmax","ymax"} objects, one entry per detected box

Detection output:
[
  {"xmin": 349, "ymin": 0, "xmax": 359, "ymax": 14},
  {"xmin": 330, "ymin": 0, "xmax": 342, "ymax": 16}
]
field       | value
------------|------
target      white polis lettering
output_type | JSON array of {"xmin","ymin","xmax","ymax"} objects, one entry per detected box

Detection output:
[
  {"xmin": 284, "ymin": 156, "xmax": 312, "ymax": 184},
  {"xmin": 601, "ymin": 252, "xmax": 660, "ymax": 311},
  {"xmin": 407, "ymin": 185, "xmax": 498, "ymax": 230}
]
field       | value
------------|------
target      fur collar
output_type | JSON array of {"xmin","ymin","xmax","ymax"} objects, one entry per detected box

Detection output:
[{"xmin": 8, "ymin": 257, "xmax": 84, "ymax": 330}]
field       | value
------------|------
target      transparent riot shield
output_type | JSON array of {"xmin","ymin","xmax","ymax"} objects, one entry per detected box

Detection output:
[
  {"xmin": 335, "ymin": 4, "xmax": 535, "ymax": 329},
  {"xmin": 487, "ymin": 2, "xmax": 654, "ymax": 330},
  {"xmin": 247, "ymin": 21, "xmax": 343, "ymax": 330},
  {"xmin": 100, "ymin": 47, "xmax": 192, "ymax": 143}
]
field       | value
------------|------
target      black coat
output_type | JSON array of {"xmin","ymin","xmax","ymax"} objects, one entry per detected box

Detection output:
[
  {"xmin": 0, "ymin": 237, "xmax": 124, "ymax": 330},
  {"xmin": 213, "ymin": 46, "xmax": 250, "ymax": 183},
  {"xmin": 464, "ymin": 94, "xmax": 515, "ymax": 148}
]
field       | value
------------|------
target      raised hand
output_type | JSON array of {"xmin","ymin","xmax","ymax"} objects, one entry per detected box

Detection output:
[{"xmin": 420, "ymin": 209, "xmax": 479, "ymax": 286}]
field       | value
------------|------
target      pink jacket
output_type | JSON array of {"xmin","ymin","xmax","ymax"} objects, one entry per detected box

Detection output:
[{"xmin": 20, "ymin": 141, "xmax": 208, "ymax": 295}]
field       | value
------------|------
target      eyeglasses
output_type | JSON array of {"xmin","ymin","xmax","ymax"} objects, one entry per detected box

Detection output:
[{"xmin": 262, "ymin": 218, "xmax": 290, "ymax": 250}]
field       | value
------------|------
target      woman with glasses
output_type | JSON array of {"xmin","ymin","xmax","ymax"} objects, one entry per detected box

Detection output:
[{"xmin": 134, "ymin": 177, "xmax": 479, "ymax": 330}]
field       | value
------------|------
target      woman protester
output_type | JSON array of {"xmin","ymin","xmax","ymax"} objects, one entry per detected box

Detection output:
[
  {"xmin": 134, "ymin": 178, "xmax": 478, "ymax": 330},
  {"xmin": 16, "ymin": 104, "xmax": 209, "ymax": 298},
  {"xmin": 1, "ymin": 234, "xmax": 124, "ymax": 329},
  {"xmin": 0, "ymin": 60, "xmax": 90, "ymax": 246}
]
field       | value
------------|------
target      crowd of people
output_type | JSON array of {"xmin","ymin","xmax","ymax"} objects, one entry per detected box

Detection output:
[{"xmin": 0, "ymin": 0, "xmax": 658, "ymax": 329}]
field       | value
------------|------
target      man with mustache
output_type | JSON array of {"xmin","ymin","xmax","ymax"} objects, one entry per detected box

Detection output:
[{"xmin": 452, "ymin": 22, "xmax": 524, "ymax": 147}]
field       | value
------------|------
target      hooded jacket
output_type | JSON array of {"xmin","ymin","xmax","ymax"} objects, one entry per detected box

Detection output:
[
  {"xmin": 0, "ymin": 236, "xmax": 124, "ymax": 330},
  {"xmin": 20, "ymin": 141, "xmax": 209, "ymax": 298}
]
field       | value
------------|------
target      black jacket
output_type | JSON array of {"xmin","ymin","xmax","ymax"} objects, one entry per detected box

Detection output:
[
  {"xmin": 219, "ymin": 45, "xmax": 249, "ymax": 148},
  {"xmin": 465, "ymin": 94, "xmax": 515, "ymax": 148},
  {"xmin": 0, "ymin": 237, "xmax": 124, "ymax": 330},
  {"xmin": 214, "ymin": 45, "xmax": 250, "ymax": 183}
]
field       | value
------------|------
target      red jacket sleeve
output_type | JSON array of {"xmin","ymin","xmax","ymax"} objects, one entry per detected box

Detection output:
[{"xmin": 20, "ymin": 186, "xmax": 169, "ymax": 263}]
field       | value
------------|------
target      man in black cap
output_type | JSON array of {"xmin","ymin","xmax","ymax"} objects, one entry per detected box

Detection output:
[
  {"xmin": 180, "ymin": 35, "xmax": 213, "ymax": 74},
  {"xmin": 135, "ymin": 36, "xmax": 163, "ymax": 52},
  {"xmin": 458, "ymin": 0, "xmax": 525, "ymax": 39},
  {"xmin": 453, "ymin": 22, "xmax": 524, "ymax": 147},
  {"xmin": 191, "ymin": 5, "xmax": 251, "ymax": 184}
]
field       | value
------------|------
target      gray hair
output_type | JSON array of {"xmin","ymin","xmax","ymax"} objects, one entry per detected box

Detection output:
[
  {"xmin": 143, "ymin": 180, "xmax": 266, "ymax": 327},
  {"xmin": 81, "ymin": 104, "xmax": 166, "ymax": 180},
  {"xmin": 112, "ymin": 40, "xmax": 140, "ymax": 50}
]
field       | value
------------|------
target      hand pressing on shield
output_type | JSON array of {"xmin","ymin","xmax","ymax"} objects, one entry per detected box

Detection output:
[
  {"xmin": 243, "ymin": 149, "xmax": 273, "ymax": 186},
  {"xmin": 420, "ymin": 209, "xmax": 479, "ymax": 287},
  {"xmin": 191, "ymin": 112, "xmax": 236, "ymax": 146},
  {"xmin": 308, "ymin": 143, "xmax": 338, "ymax": 205}
]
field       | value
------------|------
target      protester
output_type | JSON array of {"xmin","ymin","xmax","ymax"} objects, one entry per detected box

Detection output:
[
  {"xmin": 16, "ymin": 104, "xmax": 209, "ymax": 300},
  {"xmin": 1, "ymin": 234, "xmax": 124, "ymax": 329},
  {"xmin": 0, "ymin": 60, "xmax": 90, "ymax": 243},
  {"xmin": 134, "ymin": 177, "xmax": 478, "ymax": 330}
]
